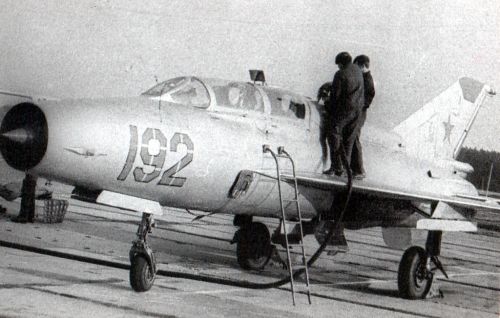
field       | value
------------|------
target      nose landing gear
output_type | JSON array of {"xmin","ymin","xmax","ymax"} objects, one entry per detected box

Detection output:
[{"xmin": 130, "ymin": 213, "xmax": 157, "ymax": 292}]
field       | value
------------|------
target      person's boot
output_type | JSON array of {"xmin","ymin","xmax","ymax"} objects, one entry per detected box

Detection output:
[
  {"xmin": 323, "ymin": 167, "xmax": 335, "ymax": 175},
  {"xmin": 353, "ymin": 172, "xmax": 366, "ymax": 180},
  {"xmin": 326, "ymin": 229, "xmax": 349, "ymax": 255},
  {"xmin": 323, "ymin": 167, "xmax": 343, "ymax": 176},
  {"xmin": 26, "ymin": 206, "xmax": 35, "ymax": 223},
  {"xmin": 11, "ymin": 213, "xmax": 29, "ymax": 223}
]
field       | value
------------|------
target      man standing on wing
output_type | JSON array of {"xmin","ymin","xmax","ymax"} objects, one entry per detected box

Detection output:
[
  {"xmin": 323, "ymin": 52, "xmax": 364, "ymax": 177},
  {"xmin": 351, "ymin": 54, "xmax": 375, "ymax": 180}
]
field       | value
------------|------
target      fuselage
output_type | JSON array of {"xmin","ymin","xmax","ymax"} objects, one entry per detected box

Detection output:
[{"xmin": 0, "ymin": 76, "xmax": 478, "ymax": 221}]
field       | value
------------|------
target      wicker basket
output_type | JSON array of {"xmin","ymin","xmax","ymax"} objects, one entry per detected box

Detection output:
[{"xmin": 36, "ymin": 199, "xmax": 69, "ymax": 223}]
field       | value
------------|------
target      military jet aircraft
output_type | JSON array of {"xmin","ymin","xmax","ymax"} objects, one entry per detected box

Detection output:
[{"xmin": 0, "ymin": 72, "xmax": 497, "ymax": 300}]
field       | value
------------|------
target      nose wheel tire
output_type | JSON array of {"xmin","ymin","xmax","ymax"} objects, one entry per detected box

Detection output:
[
  {"xmin": 130, "ymin": 255, "xmax": 155, "ymax": 292},
  {"xmin": 236, "ymin": 222, "xmax": 272, "ymax": 270},
  {"xmin": 129, "ymin": 213, "xmax": 157, "ymax": 292},
  {"xmin": 398, "ymin": 246, "xmax": 433, "ymax": 299}
]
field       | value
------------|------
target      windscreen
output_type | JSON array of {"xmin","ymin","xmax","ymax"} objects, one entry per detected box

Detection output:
[{"xmin": 142, "ymin": 77, "xmax": 210, "ymax": 108}]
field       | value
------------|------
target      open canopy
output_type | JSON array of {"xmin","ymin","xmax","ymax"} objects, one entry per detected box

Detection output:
[{"xmin": 142, "ymin": 76, "xmax": 308, "ymax": 120}]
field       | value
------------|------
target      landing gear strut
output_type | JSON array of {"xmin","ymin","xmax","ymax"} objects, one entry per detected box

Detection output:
[
  {"xmin": 129, "ymin": 212, "xmax": 157, "ymax": 292},
  {"xmin": 397, "ymin": 231, "xmax": 447, "ymax": 299},
  {"xmin": 232, "ymin": 215, "xmax": 272, "ymax": 270}
]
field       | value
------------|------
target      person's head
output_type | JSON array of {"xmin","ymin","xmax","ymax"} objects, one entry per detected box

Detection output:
[
  {"xmin": 335, "ymin": 52, "xmax": 352, "ymax": 70},
  {"xmin": 317, "ymin": 82, "xmax": 332, "ymax": 104},
  {"xmin": 353, "ymin": 55, "xmax": 370, "ymax": 73}
]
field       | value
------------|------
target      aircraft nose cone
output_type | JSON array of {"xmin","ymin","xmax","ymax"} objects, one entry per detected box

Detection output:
[
  {"xmin": 0, "ymin": 103, "xmax": 48, "ymax": 170},
  {"xmin": 0, "ymin": 128, "xmax": 33, "ymax": 144}
]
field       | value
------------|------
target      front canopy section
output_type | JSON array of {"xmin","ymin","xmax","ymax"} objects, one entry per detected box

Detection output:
[{"xmin": 142, "ymin": 76, "xmax": 210, "ymax": 109}]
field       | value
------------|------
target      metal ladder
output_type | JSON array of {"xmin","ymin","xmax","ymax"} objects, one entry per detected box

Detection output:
[{"xmin": 263, "ymin": 145, "xmax": 311, "ymax": 305}]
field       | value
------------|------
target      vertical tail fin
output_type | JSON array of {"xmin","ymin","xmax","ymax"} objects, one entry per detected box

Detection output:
[{"xmin": 393, "ymin": 77, "xmax": 495, "ymax": 160}]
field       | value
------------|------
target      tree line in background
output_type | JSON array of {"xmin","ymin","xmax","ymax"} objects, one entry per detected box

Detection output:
[{"xmin": 458, "ymin": 147, "xmax": 500, "ymax": 193}]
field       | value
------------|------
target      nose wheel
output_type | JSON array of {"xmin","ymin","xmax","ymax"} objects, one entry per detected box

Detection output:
[{"xmin": 130, "ymin": 213, "xmax": 157, "ymax": 292}]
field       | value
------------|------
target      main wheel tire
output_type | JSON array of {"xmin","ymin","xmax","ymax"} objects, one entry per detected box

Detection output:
[
  {"xmin": 236, "ymin": 222, "xmax": 272, "ymax": 270},
  {"xmin": 130, "ymin": 255, "xmax": 155, "ymax": 292},
  {"xmin": 398, "ymin": 246, "xmax": 433, "ymax": 299}
]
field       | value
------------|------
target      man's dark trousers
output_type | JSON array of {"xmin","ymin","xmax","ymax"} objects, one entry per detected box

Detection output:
[
  {"xmin": 329, "ymin": 109, "xmax": 362, "ymax": 174},
  {"xmin": 13, "ymin": 174, "xmax": 37, "ymax": 223},
  {"xmin": 350, "ymin": 109, "xmax": 367, "ymax": 175}
]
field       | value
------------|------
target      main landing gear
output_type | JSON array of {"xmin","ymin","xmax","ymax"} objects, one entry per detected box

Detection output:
[
  {"xmin": 232, "ymin": 215, "xmax": 273, "ymax": 270},
  {"xmin": 397, "ymin": 231, "xmax": 448, "ymax": 299},
  {"xmin": 130, "ymin": 212, "xmax": 157, "ymax": 292}
]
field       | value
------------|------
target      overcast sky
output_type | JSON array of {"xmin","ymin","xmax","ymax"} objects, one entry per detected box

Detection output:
[{"xmin": 1, "ymin": 0, "xmax": 499, "ymax": 150}]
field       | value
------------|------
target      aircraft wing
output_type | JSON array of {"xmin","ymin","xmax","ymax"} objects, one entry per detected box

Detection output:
[
  {"xmin": 281, "ymin": 173, "xmax": 500, "ymax": 212},
  {"xmin": 454, "ymin": 194, "xmax": 500, "ymax": 205}
]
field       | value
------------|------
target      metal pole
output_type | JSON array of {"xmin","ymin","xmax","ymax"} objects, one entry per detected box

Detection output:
[{"xmin": 486, "ymin": 162, "xmax": 494, "ymax": 198}]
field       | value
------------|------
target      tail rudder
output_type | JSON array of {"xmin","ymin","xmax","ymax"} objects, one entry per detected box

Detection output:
[{"xmin": 393, "ymin": 77, "xmax": 495, "ymax": 160}]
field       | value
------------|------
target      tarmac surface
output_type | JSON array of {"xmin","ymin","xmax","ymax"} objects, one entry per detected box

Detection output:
[{"xmin": 0, "ymin": 198, "xmax": 499, "ymax": 317}]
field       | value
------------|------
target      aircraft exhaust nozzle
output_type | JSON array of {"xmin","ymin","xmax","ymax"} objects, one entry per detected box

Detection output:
[{"xmin": 0, "ymin": 103, "xmax": 48, "ymax": 170}]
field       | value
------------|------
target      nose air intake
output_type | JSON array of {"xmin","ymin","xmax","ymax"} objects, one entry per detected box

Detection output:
[{"xmin": 0, "ymin": 103, "xmax": 48, "ymax": 170}]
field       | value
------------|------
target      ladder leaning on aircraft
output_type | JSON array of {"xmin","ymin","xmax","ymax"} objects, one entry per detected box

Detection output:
[
  {"xmin": 0, "ymin": 72, "xmax": 497, "ymax": 303},
  {"xmin": 264, "ymin": 145, "xmax": 312, "ymax": 305}
]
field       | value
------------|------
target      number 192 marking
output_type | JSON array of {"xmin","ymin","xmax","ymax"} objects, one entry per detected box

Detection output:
[{"xmin": 117, "ymin": 125, "xmax": 194, "ymax": 187}]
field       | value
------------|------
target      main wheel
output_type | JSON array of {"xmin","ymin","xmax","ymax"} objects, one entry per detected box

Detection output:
[
  {"xmin": 236, "ymin": 222, "xmax": 272, "ymax": 270},
  {"xmin": 398, "ymin": 246, "xmax": 433, "ymax": 299},
  {"xmin": 130, "ymin": 255, "xmax": 155, "ymax": 292}
]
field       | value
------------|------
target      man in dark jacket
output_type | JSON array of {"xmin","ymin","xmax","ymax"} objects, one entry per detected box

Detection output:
[
  {"xmin": 317, "ymin": 82, "xmax": 332, "ymax": 167},
  {"xmin": 323, "ymin": 52, "xmax": 365, "ymax": 176},
  {"xmin": 350, "ymin": 55, "xmax": 375, "ymax": 179},
  {"xmin": 10, "ymin": 174, "xmax": 37, "ymax": 223}
]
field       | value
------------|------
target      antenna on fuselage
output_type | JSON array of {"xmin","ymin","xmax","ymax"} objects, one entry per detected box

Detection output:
[
  {"xmin": 156, "ymin": 75, "xmax": 165, "ymax": 123},
  {"xmin": 249, "ymin": 70, "xmax": 266, "ymax": 85}
]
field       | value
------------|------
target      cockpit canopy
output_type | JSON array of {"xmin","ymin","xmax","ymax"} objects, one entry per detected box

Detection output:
[
  {"xmin": 142, "ymin": 76, "xmax": 308, "ymax": 120},
  {"xmin": 142, "ymin": 77, "xmax": 210, "ymax": 108}
]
